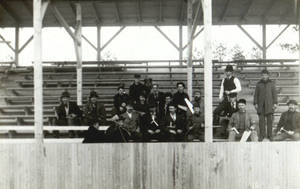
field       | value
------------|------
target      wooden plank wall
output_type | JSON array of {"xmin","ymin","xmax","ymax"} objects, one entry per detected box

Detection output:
[{"xmin": 0, "ymin": 143, "xmax": 299, "ymax": 189}]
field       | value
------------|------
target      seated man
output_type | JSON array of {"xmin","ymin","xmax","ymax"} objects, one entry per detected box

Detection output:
[
  {"xmin": 140, "ymin": 104, "xmax": 165, "ymax": 142},
  {"xmin": 55, "ymin": 91, "xmax": 82, "ymax": 137},
  {"xmin": 147, "ymin": 84, "xmax": 165, "ymax": 116},
  {"xmin": 191, "ymin": 90, "xmax": 204, "ymax": 114},
  {"xmin": 83, "ymin": 91, "xmax": 106, "ymax": 127},
  {"xmin": 133, "ymin": 93, "xmax": 149, "ymax": 116},
  {"xmin": 186, "ymin": 103, "xmax": 205, "ymax": 142},
  {"xmin": 273, "ymin": 100, "xmax": 300, "ymax": 141},
  {"xmin": 118, "ymin": 103, "xmax": 142, "ymax": 142},
  {"xmin": 113, "ymin": 85, "xmax": 129, "ymax": 115},
  {"xmin": 163, "ymin": 103, "xmax": 187, "ymax": 142},
  {"xmin": 228, "ymin": 99, "xmax": 258, "ymax": 142},
  {"xmin": 160, "ymin": 92, "xmax": 173, "ymax": 118}
]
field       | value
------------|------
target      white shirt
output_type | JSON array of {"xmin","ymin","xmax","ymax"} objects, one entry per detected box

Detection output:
[
  {"xmin": 219, "ymin": 76, "xmax": 242, "ymax": 99},
  {"xmin": 127, "ymin": 112, "xmax": 132, "ymax": 119}
]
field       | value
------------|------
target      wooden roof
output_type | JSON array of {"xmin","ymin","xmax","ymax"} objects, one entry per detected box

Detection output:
[{"xmin": 0, "ymin": 0, "xmax": 296, "ymax": 27}]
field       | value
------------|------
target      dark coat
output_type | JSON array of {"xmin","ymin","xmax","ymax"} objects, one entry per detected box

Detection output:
[
  {"xmin": 148, "ymin": 92, "xmax": 165, "ymax": 114},
  {"xmin": 254, "ymin": 79, "xmax": 278, "ymax": 114},
  {"xmin": 113, "ymin": 93, "xmax": 130, "ymax": 109},
  {"xmin": 163, "ymin": 113, "xmax": 187, "ymax": 132},
  {"xmin": 82, "ymin": 126, "xmax": 106, "ymax": 143},
  {"xmin": 276, "ymin": 111, "xmax": 300, "ymax": 133},
  {"xmin": 129, "ymin": 82, "xmax": 147, "ymax": 103},
  {"xmin": 56, "ymin": 101, "xmax": 82, "ymax": 126},
  {"xmin": 83, "ymin": 101, "xmax": 106, "ymax": 126},
  {"xmin": 140, "ymin": 113, "xmax": 165, "ymax": 133}
]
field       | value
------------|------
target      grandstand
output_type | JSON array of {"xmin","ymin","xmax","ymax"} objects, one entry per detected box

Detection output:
[{"xmin": 0, "ymin": 0, "xmax": 300, "ymax": 188}]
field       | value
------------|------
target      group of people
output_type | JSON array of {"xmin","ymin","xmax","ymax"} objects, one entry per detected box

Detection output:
[{"xmin": 53, "ymin": 65, "xmax": 300, "ymax": 142}]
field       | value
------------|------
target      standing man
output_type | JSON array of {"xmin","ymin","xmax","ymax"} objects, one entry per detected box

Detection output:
[
  {"xmin": 254, "ymin": 69, "xmax": 278, "ymax": 141},
  {"xmin": 129, "ymin": 74, "xmax": 146, "ymax": 104},
  {"xmin": 173, "ymin": 82, "xmax": 190, "ymax": 117},
  {"xmin": 228, "ymin": 99, "xmax": 258, "ymax": 142},
  {"xmin": 213, "ymin": 65, "xmax": 241, "ymax": 124},
  {"xmin": 273, "ymin": 100, "xmax": 300, "ymax": 141},
  {"xmin": 148, "ymin": 84, "xmax": 165, "ymax": 115}
]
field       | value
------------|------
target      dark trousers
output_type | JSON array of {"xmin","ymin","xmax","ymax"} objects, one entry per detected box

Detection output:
[{"xmin": 258, "ymin": 113, "xmax": 273, "ymax": 140}]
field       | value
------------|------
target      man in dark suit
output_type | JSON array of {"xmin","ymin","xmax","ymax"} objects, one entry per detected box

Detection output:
[
  {"xmin": 129, "ymin": 74, "xmax": 147, "ymax": 104},
  {"xmin": 134, "ymin": 93, "xmax": 149, "ymax": 116},
  {"xmin": 55, "ymin": 91, "xmax": 82, "ymax": 137},
  {"xmin": 172, "ymin": 82, "xmax": 189, "ymax": 117},
  {"xmin": 254, "ymin": 69, "xmax": 278, "ymax": 141},
  {"xmin": 113, "ymin": 85, "xmax": 130, "ymax": 115},
  {"xmin": 160, "ymin": 92, "xmax": 173, "ymax": 119},
  {"xmin": 140, "ymin": 104, "xmax": 166, "ymax": 142},
  {"xmin": 147, "ymin": 84, "xmax": 165, "ymax": 116},
  {"xmin": 273, "ymin": 100, "xmax": 300, "ymax": 141},
  {"xmin": 163, "ymin": 103, "xmax": 187, "ymax": 142},
  {"xmin": 83, "ymin": 91, "xmax": 106, "ymax": 127}
]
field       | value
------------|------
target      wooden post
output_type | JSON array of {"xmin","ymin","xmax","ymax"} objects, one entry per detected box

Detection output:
[
  {"xmin": 179, "ymin": 25, "xmax": 183, "ymax": 65},
  {"xmin": 262, "ymin": 24, "xmax": 267, "ymax": 60},
  {"xmin": 33, "ymin": 0, "xmax": 45, "ymax": 188},
  {"xmin": 97, "ymin": 25, "xmax": 101, "ymax": 61},
  {"xmin": 203, "ymin": 0, "xmax": 213, "ymax": 142},
  {"xmin": 298, "ymin": 2, "xmax": 300, "ymax": 96},
  {"xmin": 187, "ymin": 0, "xmax": 193, "ymax": 99},
  {"xmin": 15, "ymin": 26, "xmax": 19, "ymax": 66},
  {"xmin": 74, "ymin": 3, "xmax": 82, "ymax": 106}
]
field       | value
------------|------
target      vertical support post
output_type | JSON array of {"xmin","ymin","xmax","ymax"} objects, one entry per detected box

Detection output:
[
  {"xmin": 15, "ymin": 26, "xmax": 19, "ymax": 66},
  {"xmin": 262, "ymin": 24, "xmax": 267, "ymax": 60},
  {"xmin": 179, "ymin": 25, "xmax": 183, "ymax": 65},
  {"xmin": 187, "ymin": 0, "xmax": 193, "ymax": 99},
  {"xmin": 97, "ymin": 25, "xmax": 101, "ymax": 61},
  {"xmin": 33, "ymin": 0, "xmax": 44, "ymax": 188},
  {"xmin": 298, "ymin": 1, "xmax": 300, "ymax": 94},
  {"xmin": 74, "ymin": 3, "xmax": 82, "ymax": 106},
  {"xmin": 203, "ymin": 0, "xmax": 213, "ymax": 142}
]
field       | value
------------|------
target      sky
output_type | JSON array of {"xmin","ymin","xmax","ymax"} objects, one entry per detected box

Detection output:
[{"xmin": 0, "ymin": 25, "xmax": 298, "ymax": 66}]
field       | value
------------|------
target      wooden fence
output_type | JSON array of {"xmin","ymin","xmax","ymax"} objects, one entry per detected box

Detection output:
[{"xmin": 0, "ymin": 142, "xmax": 299, "ymax": 189}]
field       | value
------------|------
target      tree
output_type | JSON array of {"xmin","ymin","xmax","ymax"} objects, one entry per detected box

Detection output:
[
  {"xmin": 250, "ymin": 47, "xmax": 262, "ymax": 59},
  {"xmin": 231, "ymin": 45, "xmax": 246, "ymax": 60},
  {"xmin": 279, "ymin": 25, "xmax": 299, "ymax": 54},
  {"xmin": 102, "ymin": 51, "xmax": 117, "ymax": 61},
  {"xmin": 213, "ymin": 43, "xmax": 227, "ymax": 61}
]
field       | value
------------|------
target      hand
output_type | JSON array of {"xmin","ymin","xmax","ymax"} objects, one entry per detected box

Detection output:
[
  {"xmin": 254, "ymin": 104, "xmax": 258, "ymax": 110},
  {"xmin": 287, "ymin": 130, "xmax": 295, "ymax": 136},
  {"xmin": 169, "ymin": 130, "xmax": 176, "ymax": 135},
  {"xmin": 155, "ymin": 129, "xmax": 160, "ymax": 133},
  {"xmin": 177, "ymin": 129, "xmax": 183, "ymax": 134},
  {"xmin": 148, "ymin": 130, "xmax": 154, "ymax": 135},
  {"xmin": 273, "ymin": 104, "xmax": 278, "ymax": 111},
  {"xmin": 224, "ymin": 90, "xmax": 230, "ymax": 95},
  {"xmin": 276, "ymin": 131, "xmax": 282, "ymax": 135}
]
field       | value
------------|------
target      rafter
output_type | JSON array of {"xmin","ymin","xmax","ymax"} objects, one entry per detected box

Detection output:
[
  {"xmin": 240, "ymin": 0, "xmax": 254, "ymax": 21},
  {"xmin": 114, "ymin": 1, "xmax": 121, "ymax": 23},
  {"xmin": 261, "ymin": 0, "xmax": 279, "ymax": 21},
  {"xmin": 137, "ymin": 0, "xmax": 142, "ymax": 22},
  {"xmin": 177, "ymin": 0, "xmax": 185, "ymax": 24},
  {"xmin": 91, "ymin": 2, "xmax": 101, "ymax": 24},
  {"xmin": 0, "ymin": 1, "xmax": 21, "ymax": 24},
  {"xmin": 22, "ymin": 0, "xmax": 33, "ymax": 17},
  {"xmin": 219, "ymin": 0, "xmax": 231, "ymax": 22}
]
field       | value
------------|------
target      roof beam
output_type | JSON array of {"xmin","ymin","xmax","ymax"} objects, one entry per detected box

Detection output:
[
  {"xmin": 91, "ymin": 2, "xmax": 101, "ymax": 24},
  {"xmin": 240, "ymin": 0, "xmax": 254, "ymax": 21},
  {"xmin": 0, "ymin": 34, "xmax": 14, "ymax": 52},
  {"xmin": 114, "ymin": 1, "xmax": 121, "ymax": 23},
  {"xmin": 237, "ymin": 25, "xmax": 262, "ymax": 50},
  {"xmin": 154, "ymin": 26, "xmax": 179, "ymax": 51},
  {"xmin": 101, "ymin": 26, "xmax": 125, "ymax": 50},
  {"xmin": 159, "ymin": 0, "xmax": 163, "ymax": 23},
  {"xmin": 0, "ymin": 1, "xmax": 21, "ymax": 24},
  {"xmin": 219, "ymin": 0, "xmax": 231, "ymax": 22},
  {"xmin": 267, "ymin": 25, "xmax": 290, "ymax": 49},
  {"xmin": 178, "ymin": 0, "xmax": 185, "ymax": 24},
  {"xmin": 136, "ymin": 0, "xmax": 142, "ymax": 22},
  {"xmin": 261, "ymin": 0, "xmax": 279, "ymax": 21},
  {"xmin": 22, "ymin": 0, "xmax": 33, "ymax": 17}
]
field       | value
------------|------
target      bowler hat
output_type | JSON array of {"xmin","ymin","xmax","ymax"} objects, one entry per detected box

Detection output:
[
  {"xmin": 287, "ymin": 100, "xmax": 298, "ymax": 106},
  {"xmin": 237, "ymin": 99, "xmax": 246, "ymax": 104},
  {"xmin": 89, "ymin": 91, "xmax": 98, "ymax": 98},
  {"xmin": 61, "ymin": 91, "xmax": 70, "ymax": 98},
  {"xmin": 225, "ymin": 65, "xmax": 234, "ymax": 72}
]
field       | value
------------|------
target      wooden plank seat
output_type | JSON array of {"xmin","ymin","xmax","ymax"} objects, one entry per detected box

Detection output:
[
  {"xmin": 0, "ymin": 139, "xmax": 85, "ymax": 143},
  {"xmin": 0, "ymin": 126, "xmax": 109, "ymax": 131}
]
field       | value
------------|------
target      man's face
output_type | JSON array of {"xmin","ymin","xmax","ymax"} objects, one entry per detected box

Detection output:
[
  {"xmin": 61, "ymin": 97, "xmax": 69, "ymax": 104},
  {"xmin": 126, "ymin": 106, "xmax": 134, "ymax": 113},
  {"xmin": 194, "ymin": 92, "xmax": 201, "ymax": 101},
  {"xmin": 225, "ymin": 71, "xmax": 232, "ymax": 77},
  {"xmin": 177, "ymin": 84, "xmax": 184, "ymax": 93},
  {"xmin": 288, "ymin": 104, "xmax": 297, "ymax": 112},
  {"xmin": 149, "ymin": 107, "xmax": 156, "ymax": 115},
  {"xmin": 194, "ymin": 107, "xmax": 200, "ymax": 114},
  {"xmin": 169, "ymin": 106, "xmax": 176, "ymax": 114},
  {"xmin": 165, "ymin": 96, "xmax": 172, "ymax": 104},
  {"xmin": 134, "ymin": 78, "xmax": 140, "ymax": 84},
  {"xmin": 152, "ymin": 85, "xmax": 158, "ymax": 93},
  {"xmin": 262, "ymin": 73, "xmax": 269, "ymax": 81},
  {"xmin": 238, "ymin": 103, "xmax": 246, "ymax": 112},
  {"xmin": 118, "ymin": 88, "xmax": 124, "ymax": 95},
  {"xmin": 90, "ymin": 97, "xmax": 97, "ymax": 104},
  {"xmin": 139, "ymin": 95, "xmax": 146, "ymax": 102}
]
